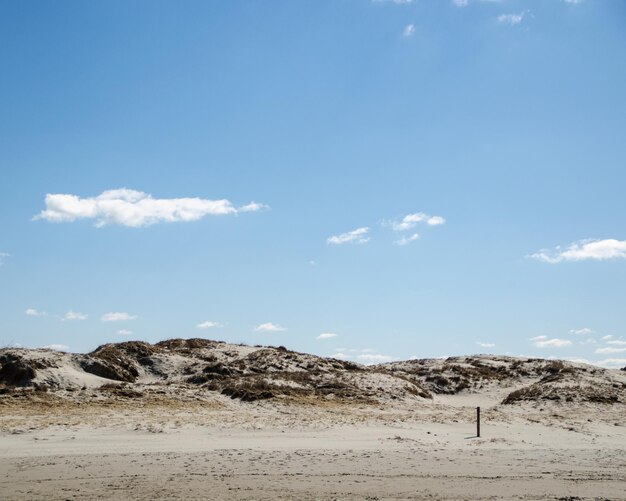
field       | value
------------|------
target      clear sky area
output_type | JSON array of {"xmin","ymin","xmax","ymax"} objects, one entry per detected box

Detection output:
[{"xmin": 1, "ymin": 0, "xmax": 625, "ymax": 367}]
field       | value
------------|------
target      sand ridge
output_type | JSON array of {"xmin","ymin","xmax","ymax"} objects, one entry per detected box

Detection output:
[{"xmin": 1, "ymin": 339, "xmax": 625, "ymax": 499}]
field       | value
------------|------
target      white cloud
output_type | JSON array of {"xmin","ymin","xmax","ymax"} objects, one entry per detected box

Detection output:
[
  {"xmin": 453, "ymin": 0, "xmax": 503, "ymax": 5},
  {"xmin": 498, "ymin": 12, "xmax": 526, "ymax": 26},
  {"xmin": 395, "ymin": 233, "xmax": 419, "ymax": 246},
  {"xmin": 101, "ymin": 312, "xmax": 137, "ymax": 322},
  {"xmin": 529, "ymin": 239, "xmax": 626, "ymax": 264},
  {"xmin": 327, "ymin": 227, "xmax": 370, "ymax": 245},
  {"xmin": 0, "ymin": 252, "xmax": 9, "ymax": 266},
  {"xmin": 117, "ymin": 329, "xmax": 133, "ymax": 336},
  {"xmin": 317, "ymin": 333, "xmax": 338, "ymax": 340},
  {"xmin": 426, "ymin": 216, "xmax": 446, "ymax": 226},
  {"xmin": 197, "ymin": 321, "xmax": 222, "ymax": 329},
  {"xmin": 601, "ymin": 335, "xmax": 613, "ymax": 341},
  {"xmin": 63, "ymin": 310, "xmax": 87, "ymax": 321},
  {"xmin": 595, "ymin": 358, "xmax": 626, "ymax": 369},
  {"xmin": 530, "ymin": 336, "xmax": 572, "ymax": 348},
  {"xmin": 579, "ymin": 338, "xmax": 597, "ymax": 345},
  {"xmin": 25, "ymin": 308, "xmax": 46, "ymax": 317},
  {"xmin": 595, "ymin": 347, "xmax": 626, "ymax": 354},
  {"xmin": 563, "ymin": 0, "xmax": 583, "ymax": 4},
  {"xmin": 607, "ymin": 340, "xmax": 626, "ymax": 346},
  {"xmin": 563, "ymin": 357, "xmax": 591, "ymax": 364},
  {"xmin": 372, "ymin": 0, "xmax": 414, "ymax": 4},
  {"xmin": 390, "ymin": 212, "xmax": 446, "ymax": 232},
  {"xmin": 357, "ymin": 353, "xmax": 394, "ymax": 364},
  {"xmin": 254, "ymin": 322, "xmax": 286, "ymax": 332},
  {"xmin": 33, "ymin": 188, "xmax": 268, "ymax": 228},
  {"xmin": 238, "ymin": 202, "xmax": 267, "ymax": 213},
  {"xmin": 476, "ymin": 342, "xmax": 495, "ymax": 348},
  {"xmin": 43, "ymin": 344, "xmax": 69, "ymax": 351},
  {"xmin": 333, "ymin": 348, "xmax": 392, "ymax": 363},
  {"xmin": 403, "ymin": 24, "xmax": 415, "ymax": 37},
  {"xmin": 569, "ymin": 327, "xmax": 594, "ymax": 335}
]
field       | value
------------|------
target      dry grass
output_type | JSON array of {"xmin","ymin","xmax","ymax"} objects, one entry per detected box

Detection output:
[{"xmin": 2, "ymin": 341, "xmax": 625, "ymax": 413}]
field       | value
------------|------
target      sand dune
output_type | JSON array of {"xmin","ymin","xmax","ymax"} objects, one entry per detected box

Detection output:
[{"xmin": 1, "ymin": 339, "xmax": 625, "ymax": 499}]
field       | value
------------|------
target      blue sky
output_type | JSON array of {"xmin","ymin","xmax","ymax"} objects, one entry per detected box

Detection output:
[{"xmin": 1, "ymin": 0, "xmax": 626, "ymax": 366}]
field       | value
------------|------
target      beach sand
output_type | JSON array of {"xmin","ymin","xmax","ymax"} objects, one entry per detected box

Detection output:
[
  {"xmin": 1, "ymin": 343, "xmax": 625, "ymax": 499},
  {"xmin": 1, "ymin": 400, "xmax": 625, "ymax": 500}
]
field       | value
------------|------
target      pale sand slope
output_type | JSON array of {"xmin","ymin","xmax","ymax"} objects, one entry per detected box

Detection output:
[
  {"xmin": 1, "ymin": 409, "xmax": 625, "ymax": 500},
  {"xmin": 2, "ymin": 343, "xmax": 625, "ymax": 499}
]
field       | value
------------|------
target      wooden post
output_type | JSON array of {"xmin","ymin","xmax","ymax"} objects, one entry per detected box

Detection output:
[{"xmin": 477, "ymin": 406, "xmax": 481, "ymax": 438}]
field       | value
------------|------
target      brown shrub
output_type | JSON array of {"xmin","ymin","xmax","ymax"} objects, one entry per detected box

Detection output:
[
  {"xmin": 155, "ymin": 338, "xmax": 217, "ymax": 351},
  {"xmin": 186, "ymin": 374, "xmax": 212, "ymax": 385},
  {"xmin": 543, "ymin": 360, "xmax": 568, "ymax": 374},
  {"xmin": 81, "ymin": 345, "xmax": 139, "ymax": 383},
  {"xmin": 0, "ymin": 354, "xmax": 37, "ymax": 386},
  {"xmin": 220, "ymin": 379, "xmax": 275, "ymax": 402},
  {"xmin": 338, "ymin": 360, "xmax": 361, "ymax": 371},
  {"xmin": 502, "ymin": 385, "xmax": 543, "ymax": 404},
  {"xmin": 115, "ymin": 341, "xmax": 156, "ymax": 358},
  {"xmin": 203, "ymin": 362, "xmax": 238, "ymax": 377},
  {"xmin": 99, "ymin": 383, "xmax": 143, "ymax": 398}
]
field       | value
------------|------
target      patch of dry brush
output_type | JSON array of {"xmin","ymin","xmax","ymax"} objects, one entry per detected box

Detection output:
[{"xmin": 1, "ymin": 341, "xmax": 625, "ymax": 409}]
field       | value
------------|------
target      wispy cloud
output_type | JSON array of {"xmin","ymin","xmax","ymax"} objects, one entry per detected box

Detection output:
[
  {"xmin": 333, "ymin": 348, "xmax": 394, "ymax": 364},
  {"xmin": 25, "ymin": 308, "xmax": 46, "ymax": 317},
  {"xmin": 529, "ymin": 239, "xmax": 626, "ymax": 263},
  {"xmin": 563, "ymin": 356, "xmax": 591, "ymax": 364},
  {"xmin": 453, "ymin": 0, "xmax": 503, "ymax": 5},
  {"xmin": 595, "ymin": 346, "xmax": 626, "ymax": 354},
  {"xmin": 390, "ymin": 213, "xmax": 445, "ymax": 232},
  {"xmin": 117, "ymin": 329, "xmax": 133, "ymax": 336},
  {"xmin": 317, "ymin": 333, "xmax": 338, "ymax": 340},
  {"xmin": 197, "ymin": 321, "xmax": 222, "ymax": 329},
  {"xmin": 569, "ymin": 327, "xmax": 594, "ymax": 335},
  {"xmin": 372, "ymin": 0, "xmax": 414, "ymax": 4},
  {"xmin": 0, "ymin": 252, "xmax": 9, "ymax": 267},
  {"xmin": 357, "ymin": 353, "xmax": 394, "ymax": 363},
  {"xmin": 42, "ymin": 344, "xmax": 69, "ymax": 351},
  {"xmin": 403, "ymin": 24, "xmax": 416, "ymax": 37},
  {"xmin": 101, "ymin": 312, "xmax": 137, "ymax": 322},
  {"xmin": 497, "ymin": 12, "xmax": 527, "ymax": 26},
  {"xmin": 254, "ymin": 322, "xmax": 286, "ymax": 332},
  {"xmin": 395, "ymin": 233, "xmax": 419, "ymax": 246},
  {"xmin": 327, "ymin": 227, "xmax": 370, "ymax": 245},
  {"xmin": 530, "ymin": 336, "xmax": 572, "ymax": 348},
  {"xmin": 595, "ymin": 358, "xmax": 626, "ymax": 369},
  {"xmin": 63, "ymin": 310, "xmax": 87, "ymax": 321},
  {"xmin": 33, "ymin": 188, "xmax": 268, "ymax": 228},
  {"xmin": 579, "ymin": 338, "xmax": 596, "ymax": 345},
  {"xmin": 607, "ymin": 340, "xmax": 626, "ymax": 346},
  {"xmin": 476, "ymin": 342, "xmax": 495, "ymax": 348}
]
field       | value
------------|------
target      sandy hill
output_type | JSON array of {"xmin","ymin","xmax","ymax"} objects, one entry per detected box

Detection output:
[{"xmin": 1, "ymin": 339, "xmax": 625, "ymax": 408}]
